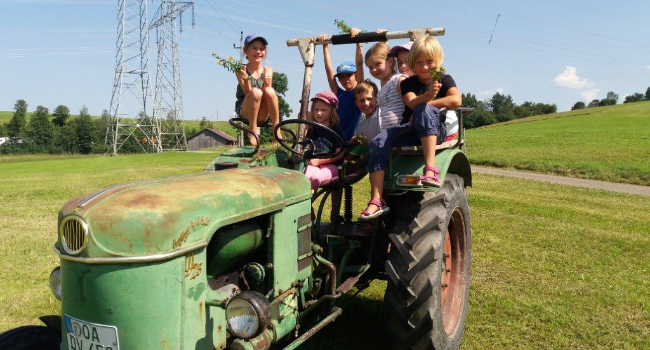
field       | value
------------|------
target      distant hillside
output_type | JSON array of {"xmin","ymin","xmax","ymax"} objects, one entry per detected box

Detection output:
[{"xmin": 466, "ymin": 101, "xmax": 650, "ymax": 185}]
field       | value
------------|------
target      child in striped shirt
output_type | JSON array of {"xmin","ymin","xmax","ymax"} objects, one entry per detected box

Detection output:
[{"xmin": 365, "ymin": 42, "xmax": 406, "ymax": 132}]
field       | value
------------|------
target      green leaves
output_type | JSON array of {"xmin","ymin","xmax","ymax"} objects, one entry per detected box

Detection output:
[
  {"xmin": 429, "ymin": 66, "xmax": 446, "ymax": 82},
  {"xmin": 334, "ymin": 19, "xmax": 352, "ymax": 34},
  {"xmin": 211, "ymin": 53, "xmax": 243, "ymax": 74}
]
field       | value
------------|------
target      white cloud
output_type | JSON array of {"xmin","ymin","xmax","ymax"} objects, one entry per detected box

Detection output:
[
  {"xmin": 581, "ymin": 88, "xmax": 600, "ymax": 102},
  {"xmin": 554, "ymin": 66, "xmax": 590, "ymax": 89},
  {"xmin": 477, "ymin": 88, "xmax": 504, "ymax": 99},
  {"xmin": 647, "ymin": 65, "xmax": 650, "ymax": 70}
]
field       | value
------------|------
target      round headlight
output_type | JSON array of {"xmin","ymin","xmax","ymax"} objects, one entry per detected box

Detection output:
[
  {"xmin": 225, "ymin": 291, "xmax": 270, "ymax": 339},
  {"xmin": 49, "ymin": 266, "xmax": 61, "ymax": 301}
]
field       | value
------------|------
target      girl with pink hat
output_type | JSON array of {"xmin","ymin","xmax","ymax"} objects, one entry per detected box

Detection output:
[{"xmin": 303, "ymin": 91, "xmax": 345, "ymax": 190}]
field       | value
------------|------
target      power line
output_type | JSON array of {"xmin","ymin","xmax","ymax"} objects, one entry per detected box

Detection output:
[
  {"xmin": 202, "ymin": 0, "xmax": 239, "ymax": 34},
  {"xmin": 195, "ymin": 13, "xmax": 235, "ymax": 45}
]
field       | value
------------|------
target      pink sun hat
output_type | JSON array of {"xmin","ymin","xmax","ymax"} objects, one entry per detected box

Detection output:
[
  {"xmin": 311, "ymin": 91, "xmax": 339, "ymax": 109},
  {"xmin": 390, "ymin": 41, "xmax": 414, "ymax": 57}
]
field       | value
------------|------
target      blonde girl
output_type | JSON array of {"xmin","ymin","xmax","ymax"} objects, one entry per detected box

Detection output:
[{"xmin": 365, "ymin": 42, "xmax": 406, "ymax": 131}]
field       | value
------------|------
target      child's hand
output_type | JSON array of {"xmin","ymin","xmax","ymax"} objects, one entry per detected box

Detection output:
[
  {"xmin": 264, "ymin": 74, "xmax": 272, "ymax": 88},
  {"xmin": 350, "ymin": 27, "xmax": 361, "ymax": 38},
  {"xmin": 236, "ymin": 65, "xmax": 248, "ymax": 80},
  {"xmin": 317, "ymin": 34, "xmax": 329, "ymax": 42},
  {"xmin": 308, "ymin": 158, "xmax": 320, "ymax": 166},
  {"xmin": 428, "ymin": 80, "xmax": 442, "ymax": 99}
]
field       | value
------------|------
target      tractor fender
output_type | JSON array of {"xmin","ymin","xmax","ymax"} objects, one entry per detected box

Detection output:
[
  {"xmin": 38, "ymin": 315, "xmax": 61, "ymax": 331},
  {"xmin": 438, "ymin": 149, "xmax": 472, "ymax": 188}
]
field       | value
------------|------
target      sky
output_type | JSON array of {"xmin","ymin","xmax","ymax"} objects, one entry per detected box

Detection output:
[{"xmin": 1, "ymin": 0, "xmax": 649, "ymax": 121}]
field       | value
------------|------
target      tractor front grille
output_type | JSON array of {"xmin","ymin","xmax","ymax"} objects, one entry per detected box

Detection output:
[{"xmin": 60, "ymin": 216, "xmax": 88, "ymax": 255}]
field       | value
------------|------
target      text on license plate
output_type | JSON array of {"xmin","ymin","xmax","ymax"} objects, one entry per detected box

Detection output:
[{"xmin": 64, "ymin": 314, "xmax": 119, "ymax": 350}]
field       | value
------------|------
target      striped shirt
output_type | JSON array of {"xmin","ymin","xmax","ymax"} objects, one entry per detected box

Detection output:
[{"xmin": 377, "ymin": 73, "xmax": 405, "ymax": 130}]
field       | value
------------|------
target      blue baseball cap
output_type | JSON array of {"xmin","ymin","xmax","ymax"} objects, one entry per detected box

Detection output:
[
  {"xmin": 335, "ymin": 61, "xmax": 356, "ymax": 77},
  {"xmin": 244, "ymin": 33, "xmax": 268, "ymax": 47}
]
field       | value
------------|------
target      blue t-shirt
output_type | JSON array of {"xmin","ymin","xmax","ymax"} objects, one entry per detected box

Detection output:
[
  {"xmin": 336, "ymin": 87, "xmax": 362, "ymax": 140},
  {"xmin": 305, "ymin": 124, "xmax": 344, "ymax": 163}
]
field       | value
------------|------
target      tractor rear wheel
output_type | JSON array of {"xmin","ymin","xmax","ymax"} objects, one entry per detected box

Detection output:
[
  {"xmin": 384, "ymin": 174, "xmax": 471, "ymax": 350},
  {"xmin": 0, "ymin": 325, "xmax": 61, "ymax": 350}
]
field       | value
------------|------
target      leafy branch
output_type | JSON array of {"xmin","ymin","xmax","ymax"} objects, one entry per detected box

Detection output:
[
  {"xmin": 334, "ymin": 19, "xmax": 352, "ymax": 34},
  {"xmin": 211, "ymin": 53, "xmax": 243, "ymax": 74},
  {"xmin": 430, "ymin": 66, "xmax": 446, "ymax": 82}
]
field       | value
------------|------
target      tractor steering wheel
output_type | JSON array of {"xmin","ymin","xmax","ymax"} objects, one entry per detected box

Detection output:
[{"xmin": 273, "ymin": 119, "xmax": 344, "ymax": 159}]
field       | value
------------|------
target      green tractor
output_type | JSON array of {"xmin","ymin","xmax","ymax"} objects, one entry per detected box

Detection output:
[{"xmin": 0, "ymin": 28, "xmax": 472, "ymax": 350}]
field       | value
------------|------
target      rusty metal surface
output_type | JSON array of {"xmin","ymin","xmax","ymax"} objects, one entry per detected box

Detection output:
[{"xmin": 57, "ymin": 166, "xmax": 311, "ymax": 259}]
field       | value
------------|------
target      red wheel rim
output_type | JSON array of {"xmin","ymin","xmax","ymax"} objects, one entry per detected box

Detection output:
[{"xmin": 441, "ymin": 207, "xmax": 468, "ymax": 337}]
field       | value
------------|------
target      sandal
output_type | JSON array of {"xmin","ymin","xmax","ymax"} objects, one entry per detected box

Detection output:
[
  {"xmin": 359, "ymin": 199, "xmax": 390, "ymax": 221},
  {"xmin": 421, "ymin": 166, "xmax": 441, "ymax": 188}
]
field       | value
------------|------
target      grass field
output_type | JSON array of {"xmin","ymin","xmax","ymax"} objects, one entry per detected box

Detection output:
[
  {"xmin": 1, "ymin": 153, "xmax": 648, "ymax": 349},
  {"xmin": 466, "ymin": 102, "xmax": 650, "ymax": 185}
]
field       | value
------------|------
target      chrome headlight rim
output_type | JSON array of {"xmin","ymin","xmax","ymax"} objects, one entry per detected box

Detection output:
[
  {"xmin": 225, "ymin": 291, "xmax": 271, "ymax": 339},
  {"xmin": 49, "ymin": 266, "xmax": 61, "ymax": 301},
  {"xmin": 59, "ymin": 215, "xmax": 89, "ymax": 255}
]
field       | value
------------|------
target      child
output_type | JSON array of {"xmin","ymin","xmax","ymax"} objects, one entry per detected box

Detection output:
[
  {"xmin": 235, "ymin": 33, "xmax": 280, "ymax": 146},
  {"xmin": 365, "ymin": 42, "xmax": 405, "ymax": 131},
  {"xmin": 351, "ymin": 80, "xmax": 381, "ymax": 144},
  {"xmin": 317, "ymin": 28, "xmax": 364, "ymax": 141},
  {"xmin": 303, "ymin": 91, "xmax": 346, "ymax": 190},
  {"xmin": 360, "ymin": 36, "xmax": 462, "ymax": 220},
  {"xmin": 390, "ymin": 41, "xmax": 414, "ymax": 77}
]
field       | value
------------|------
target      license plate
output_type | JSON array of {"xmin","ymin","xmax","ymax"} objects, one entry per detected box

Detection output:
[{"xmin": 64, "ymin": 314, "xmax": 119, "ymax": 350}]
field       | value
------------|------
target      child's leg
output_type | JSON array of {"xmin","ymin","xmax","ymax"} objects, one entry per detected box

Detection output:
[
  {"xmin": 412, "ymin": 104, "xmax": 446, "ymax": 182},
  {"xmin": 241, "ymin": 88, "xmax": 263, "ymax": 145},
  {"xmin": 363, "ymin": 126, "xmax": 408, "ymax": 216},
  {"xmin": 263, "ymin": 86, "xmax": 281, "ymax": 140},
  {"xmin": 304, "ymin": 164, "xmax": 338, "ymax": 190}
]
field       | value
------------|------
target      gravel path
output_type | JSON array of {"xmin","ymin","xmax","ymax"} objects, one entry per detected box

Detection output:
[{"xmin": 472, "ymin": 166, "xmax": 650, "ymax": 198}]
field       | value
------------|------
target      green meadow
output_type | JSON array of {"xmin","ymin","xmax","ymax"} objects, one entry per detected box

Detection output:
[
  {"xmin": 466, "ymin": 102, "xmax": 650, "ymax": 185},
  {"xmin": 1, "ymin": 152, "xmax": 648, "ymax": 349}
]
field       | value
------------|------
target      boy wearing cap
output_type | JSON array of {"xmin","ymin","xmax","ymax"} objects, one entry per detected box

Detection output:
[{"xmin": 316, "ymin": 29, "xmax": 365, "ymax": 141}]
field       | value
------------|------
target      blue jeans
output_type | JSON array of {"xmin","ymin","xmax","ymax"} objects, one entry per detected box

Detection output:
[{"xmin": 367, "ymin": 104, "xmax": 446, "ymax": 173}]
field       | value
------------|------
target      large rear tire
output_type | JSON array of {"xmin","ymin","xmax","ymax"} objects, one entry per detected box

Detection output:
[
  {"xmin": 384, "ymin": 174, "xmax": 472, "ymax": 350},
  {"xmin": 0, "ymin": 325, "xmax": 61, "ymax": 350}
]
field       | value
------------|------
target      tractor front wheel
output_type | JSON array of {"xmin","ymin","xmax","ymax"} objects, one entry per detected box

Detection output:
[
  {"xmin": 384, "ymin": 174, "xmax": 472, "ymax": 350},
  {"xmin": 0, "ymin": 325, "xmax": 61, "ymax": 350}
]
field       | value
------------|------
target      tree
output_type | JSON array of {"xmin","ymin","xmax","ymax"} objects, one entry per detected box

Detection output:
[
  {"xmin": 624, "ymin": 93, "xmax": 645, "ymax": 103},
  {"xmin": 605, "ymin": 91, "xmax": 618, "ymax": 103},
  {"xmin": 571, "ymin": 101, "xmax": 586, "ymax": 110},
  {"xmin": 464, "ymin": 109, "xmax": 497, "ymax": 129},
  {"xmin": 27, "ymin": 105, "xmax": 54, "ymax": 150},
  {"xmin": 645, "ymin": 87, "xmax": 650, "ymax": 101},
  {"xmin": 76, "ymin": 106, "xmax": 97, "ymax": 154},
  {"xmin": 588, "ymin": 99, "xmax": 600, "ymax": 107},
  {"xmin": 489, "ymin": 92, "xmax": 515, "ymax": 122},
  {"xmin": 52, "ymin": 105, "xmax": 70, "ymax": 127},
  {"xmin": 260, "ymin": 72, "xmax": 293, "ymax": 144},
  {"xmin": 598, "ymin": 98, "xmax": 616, "ymax": 106},
  {"xmin": 199, "ymin": 117, "xmax": 214, "ymax": 129},
  {"xmin": 7, "ymin": 99, "xmax": 28, "ymax": 140}
]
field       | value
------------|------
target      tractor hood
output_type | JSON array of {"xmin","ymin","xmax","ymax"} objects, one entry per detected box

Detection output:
[{"xmin": 56, "ymin": 166, "xmax": 311, "ymax": 259}]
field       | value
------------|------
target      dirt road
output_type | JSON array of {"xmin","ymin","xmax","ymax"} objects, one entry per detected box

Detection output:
[{"xmin": 472, "ymin": 166, "xmax": 650, "ymax": 198}]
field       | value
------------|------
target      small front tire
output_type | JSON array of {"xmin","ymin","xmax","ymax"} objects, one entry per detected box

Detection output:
[{"xmin": 0, "ymin": 325, "xmax": 61, "ymax": 350}]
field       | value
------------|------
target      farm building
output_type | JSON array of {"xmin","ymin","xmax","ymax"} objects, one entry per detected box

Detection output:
[{"xmin": 187, "ymin": 128, "xmax": 236, "ymax": 151}]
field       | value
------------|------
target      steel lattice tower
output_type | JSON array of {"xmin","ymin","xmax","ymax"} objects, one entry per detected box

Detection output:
[
  {"xmin": 150, "ymin": 1, "xmax": 194, "ymax": 152},
  {"xmin": 105, "ymin": 0, "xmax": 157, "ymax": 155}
]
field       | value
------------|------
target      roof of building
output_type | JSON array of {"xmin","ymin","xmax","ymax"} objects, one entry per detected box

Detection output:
[{"xmin": 188, "ymin": 128, "xmax": 237, "ymax": 142}]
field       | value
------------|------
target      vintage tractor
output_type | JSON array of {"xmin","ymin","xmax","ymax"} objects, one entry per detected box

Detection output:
[{"xmin": 0, "ymin": 28, "xmax": 472, "ymax": 350}]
